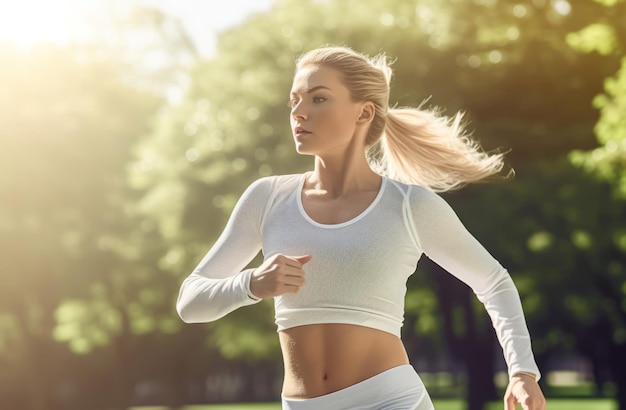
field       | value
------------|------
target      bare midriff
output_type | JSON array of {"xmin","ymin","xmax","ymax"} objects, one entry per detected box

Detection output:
[{"xmin": 279, "ymin": 323, "xmax": 409, "ymax": 399}]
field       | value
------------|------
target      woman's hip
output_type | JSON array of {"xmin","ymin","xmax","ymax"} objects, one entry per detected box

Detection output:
[{"xmin": 281, "ymin": 364, "xmax": 434, "ymax": 410}]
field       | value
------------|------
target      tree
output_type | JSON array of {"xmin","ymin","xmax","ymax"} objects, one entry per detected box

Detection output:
[
  {"xmin": 0, "ymin": 41, "xmax": 163, "ymax": 409},
  {"xmin": 565, "ymin": 0, "xmax": 626, "ymax": 407}
]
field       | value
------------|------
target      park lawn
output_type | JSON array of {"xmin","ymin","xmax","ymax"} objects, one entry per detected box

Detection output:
[
  {"xmin": 132, "ymin": 398, "xmax": 616, "ymax": 410},
  {"xmin": 484, "ymin": 399, "xmax": 616, "ymax": 410}
]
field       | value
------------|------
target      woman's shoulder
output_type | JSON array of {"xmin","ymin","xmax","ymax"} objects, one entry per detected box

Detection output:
[
  {"xmin": 384, "ymin": 177, "xmax": 450, "ymax": 212},
  {"xmin": 243, "ymin": 173, "xmax": 303, "ymax": 198},
  {"xmin": 248, "ymin": 173, "xmax": 302, "ymax": 189},
  {"xmin": 385, "ymin": 177, "xmax": 435, "ymax": 199}
]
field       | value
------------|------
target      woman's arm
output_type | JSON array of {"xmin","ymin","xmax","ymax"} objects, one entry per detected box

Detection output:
[
  {"xmin": 176, "ymin": 177, "xmax": 274, "ymax": 323},
  {"xmin": 409, "ymin": 187, "xmax": 541, "ymax": 380}
]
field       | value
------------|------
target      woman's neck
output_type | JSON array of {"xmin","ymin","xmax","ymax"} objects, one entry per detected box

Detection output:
[{"xmin": 309, "ymin": 151, "xmax": 381, "ymax": 198}]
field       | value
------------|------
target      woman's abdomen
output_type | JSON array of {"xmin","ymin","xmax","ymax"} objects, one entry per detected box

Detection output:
[{"xmin": 279, "ymin": 323, "xmax": 410, "ymax": 399}]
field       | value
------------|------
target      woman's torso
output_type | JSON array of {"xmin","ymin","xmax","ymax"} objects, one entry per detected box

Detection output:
[{"xmin": 261, "ymin": 173, "xmax": 421, "ymax": 398}]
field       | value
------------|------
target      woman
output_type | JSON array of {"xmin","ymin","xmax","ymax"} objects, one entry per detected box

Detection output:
[{"xmin": 176, "ymin": 46, "xmax": 546, "ymax": 410}]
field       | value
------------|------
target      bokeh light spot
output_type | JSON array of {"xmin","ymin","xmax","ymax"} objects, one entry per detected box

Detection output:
[
  {"xmin": 212, "ymin": 195, "xmax": 225, "ymax": 208},
  {"xmin": 246, "ymin": 107, "xmax": 260, "ymax": 121},
  {"xmin": 528, "ymin": 231, "xmax": 553, "ymax": 251},
  {"xmin": 232, "ymin": 157, "xmax": 247, "ymax": 171},
  {"xmin": 488, "ymin": 50, "xmax": 503, "ymax": 64},
  {"xmin": 468, "ymin": 55, "xmax": 481, "ymax": 68},
  {"xmin": 507, "ymin": 26, "xmax": 520, "ymax": 41},
  {"xmin": 380, "ymin": 13, "xmax": 394, "ymax": 26},
  {"xmin": 552, "ymin": 0, "xmax": 571, "ymax": 15},
  {"xmin": 513, "ymin": 4, "xmax": 527, "ymax": 17},
  {"xmin": 254, "ymin": 148, "xmax": 268, "ymax": 161},
  {"xmin": 259, "ymin": 164, "xmax": 273, "ymax": 176},
  {"xmin": 185, "ymin": 148, "xmax": 199, "ymax": 162},
  {"xmin": 184, "ymin": 123, "xmax": 197, "ymax": 136}
]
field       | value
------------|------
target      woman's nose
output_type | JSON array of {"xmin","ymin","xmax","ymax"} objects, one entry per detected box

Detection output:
[{"xmin": 291, "ymin": 103, "xmax": 307, "ymax": 120}]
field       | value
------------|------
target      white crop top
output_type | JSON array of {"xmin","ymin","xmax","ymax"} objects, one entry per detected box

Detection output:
[{"xmin": 176, "ymin": 173, "xmax": 541, "ymax": 379}]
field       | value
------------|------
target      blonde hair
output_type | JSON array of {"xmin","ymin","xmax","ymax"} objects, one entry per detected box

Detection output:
[{"xmin": 295, "ymin": 46, "xmax": 509, "ymax": 192}]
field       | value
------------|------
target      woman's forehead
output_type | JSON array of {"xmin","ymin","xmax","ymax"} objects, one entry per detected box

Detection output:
[{"xmin": 291, "ymin": 65, "xmax": 345, "ymax": 94}]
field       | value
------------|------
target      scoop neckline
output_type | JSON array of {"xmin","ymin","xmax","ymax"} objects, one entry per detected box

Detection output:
[{"xmin": 296, "ymin": 172, "xmax": 386, "ymax": 229}]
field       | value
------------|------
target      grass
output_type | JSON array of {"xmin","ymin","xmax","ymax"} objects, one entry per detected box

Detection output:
[{"xmin": 131, "ymin": 398, "xmax": 617, "ymax": 410}]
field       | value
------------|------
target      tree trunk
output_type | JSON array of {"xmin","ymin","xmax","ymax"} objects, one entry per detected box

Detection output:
[
  {"xmin": 465, "ymin": 335, "xmax": 498, "ymax": 410},
  {"xmin": 431, "ymin": 261, "xmax": 498, "ymax": 410},
  {"xmin": 109, "ymin": 307, "xmax": 136, "ymax": 410},
  {"xmin": 16, "ymin": 306, "xmax": 55, "ymax": 410},
  {"xmin": 25, "ymin": 337, "xmax": 50, "ymax": 410},
  {"xmin": 608, "ymin": 342, "xmax": 626, "ymax": 410},
  {"xmin": 577, "ymin": 325, "xmax": 610, "ymax": 397}
]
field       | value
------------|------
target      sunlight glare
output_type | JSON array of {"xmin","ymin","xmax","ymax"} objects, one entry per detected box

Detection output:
[{"xmin": 0, "ymin": 1, "xmax": 80, "ymax": 48}]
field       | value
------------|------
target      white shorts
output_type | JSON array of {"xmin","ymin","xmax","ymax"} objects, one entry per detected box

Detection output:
[{"xmin": 281, "ymin": 364, "xmax": 434, "ymax": 410}]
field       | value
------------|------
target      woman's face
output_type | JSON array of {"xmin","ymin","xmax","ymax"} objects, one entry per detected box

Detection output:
[{"xmin": 289, "ymin": 64, "xmax": 363, "ymax": 156}]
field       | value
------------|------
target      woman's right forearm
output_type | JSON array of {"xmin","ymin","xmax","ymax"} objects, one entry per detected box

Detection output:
[{"xmin": 176, "ymin": 269, "xmax": 261, "ymax": 323}]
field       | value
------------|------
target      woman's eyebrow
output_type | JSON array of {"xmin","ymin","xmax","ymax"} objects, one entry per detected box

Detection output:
[
  {"xmin": 291, "ymin": 85, "xmax": 332, "ymax": 95},
  {"xmin": 306, "ymin": 85, "xmax": 331, "ymax": 93}
]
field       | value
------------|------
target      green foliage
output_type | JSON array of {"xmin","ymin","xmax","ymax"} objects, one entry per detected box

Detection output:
[
  {"xmin": 566, "ymin": 0, "xmax": 626, "ymax": 199},
  {"xmin": 564, "ymin": 14, "xmax": 626, "ymax": 404},
  {"xmin": 567, "ymin": 24, "xmax": 619, "ymax": 56},
  {"xmin": 0, "ymin": 42, "xmax": 168, "ymax": 409},
  {"xmin": 209, "ymin": 302, "xmax": 280, "ymax": 361},
  {"xmin": 0, "ymin": 43, "xmax": 157, "ymax": 330},
  {"xmin": 593, "ymin": 0, "xmax": 624, "ymax": 7},
  {"xmin": 571, "ymin": 57, "xmax": 626, "ymax": 197}
]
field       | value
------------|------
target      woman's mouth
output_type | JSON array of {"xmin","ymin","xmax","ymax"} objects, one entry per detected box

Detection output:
[{"xmin": 294, "ymin": 127, "xmax": 311, "ymax": 137}]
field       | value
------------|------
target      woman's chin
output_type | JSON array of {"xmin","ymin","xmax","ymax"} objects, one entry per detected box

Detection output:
[{"xmin": 294, "ymin": 143, "xmax": 315, "ymax": 156}]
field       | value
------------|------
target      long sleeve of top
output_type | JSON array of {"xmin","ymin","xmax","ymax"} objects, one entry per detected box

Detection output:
[
  {"xmin": 408, "ymin": 187, "xmax": 541, "ymax": 380},
  {"xmin": 175, "ymin": 178, "xmax": 270, "ymax": 323},
  {"xmin": 176, "ymin": 174, "xmax": 541, "ymax": 380}
]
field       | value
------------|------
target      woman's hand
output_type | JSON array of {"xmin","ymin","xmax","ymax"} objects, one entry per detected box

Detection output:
[
  {"xmin": 249, "ymin": 254, "xmax": 312, "ymax": 298},
  {"xmin": 504, "ymin": 373, "xmax": 546, "ymax": 410}
]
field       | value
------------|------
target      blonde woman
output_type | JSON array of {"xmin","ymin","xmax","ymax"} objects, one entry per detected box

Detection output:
[{"xmin": 177, "ymin": 46, "xmax": 546, "ymax": 410}]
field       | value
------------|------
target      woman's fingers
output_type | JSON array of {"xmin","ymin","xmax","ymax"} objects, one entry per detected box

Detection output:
[
  {"xmin": 503, "ymin": 374, "xmax": 546, "ymax": 410},
  {"xmin": 277, "ymin": 255, "xmax": 310, "ymax": 291},
  {"xmin": 250, "ymin": 254, "xmax": 312, "ymax": 298}
]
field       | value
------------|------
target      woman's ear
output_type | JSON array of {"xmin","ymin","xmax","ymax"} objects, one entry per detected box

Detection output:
[{"xmin": 357, "ymin": 102, "xmax": 375, "ymax": 125}]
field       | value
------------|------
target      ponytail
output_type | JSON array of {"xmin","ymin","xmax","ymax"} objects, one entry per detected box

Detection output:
[{"xmin": 367, "ymin": 107, "xmax": 509, "ymax": 192}]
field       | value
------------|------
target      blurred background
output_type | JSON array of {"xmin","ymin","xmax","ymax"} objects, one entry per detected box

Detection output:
[{"xmin": 1, "ymin": 0, "xmax": 625, "ymax": 409}]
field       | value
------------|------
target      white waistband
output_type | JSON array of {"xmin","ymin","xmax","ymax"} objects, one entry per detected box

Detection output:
[{"xmin": 281, "ymin": 365, "xmax": 434, "ymax": 410}]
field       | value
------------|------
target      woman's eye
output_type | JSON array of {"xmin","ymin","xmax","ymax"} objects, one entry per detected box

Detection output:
[{"xmin": 288, "ymin": 96, "xmax": 325, "ymax": 108}]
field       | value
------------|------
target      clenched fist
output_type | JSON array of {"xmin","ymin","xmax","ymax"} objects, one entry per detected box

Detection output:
[{"xmin": 249, "ymin": 254, "xmax": 312, "ymax": 298}]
